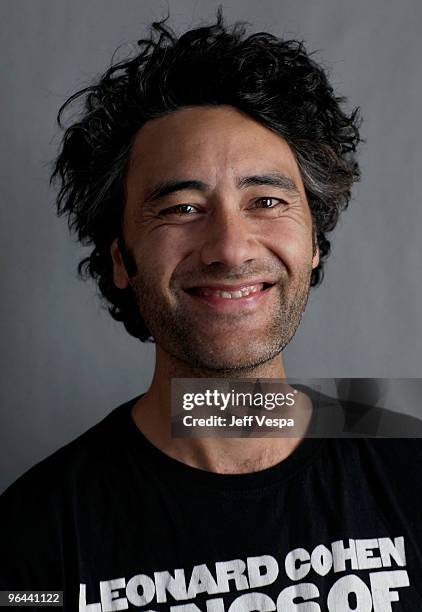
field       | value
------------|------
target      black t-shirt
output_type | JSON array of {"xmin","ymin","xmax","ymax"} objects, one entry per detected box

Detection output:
[{"xmin": 1, "ymin": 391, "xmax": 421, "ymax": 611}]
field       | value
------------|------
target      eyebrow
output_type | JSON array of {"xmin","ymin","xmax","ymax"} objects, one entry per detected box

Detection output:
[
  {"xmin": 144, "ymin": 180, "xmax": 208, "ymax": 204},
  {"xmin": 237, "ymin": 173, "xmax": 300, "ymax": 195},
  {"xmin": 142, "ymin": 172, "xmax": 301, "ymax": 205}
]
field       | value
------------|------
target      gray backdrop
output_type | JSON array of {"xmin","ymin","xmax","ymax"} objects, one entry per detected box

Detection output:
[{"xmin": 1, "ymin": 0, "xmax": 421, "ymax": 494}]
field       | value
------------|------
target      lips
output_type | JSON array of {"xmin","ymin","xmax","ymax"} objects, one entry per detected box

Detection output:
[{"xmin": 184, "ymin": 281, "xmax": 275, "ymax": 298}]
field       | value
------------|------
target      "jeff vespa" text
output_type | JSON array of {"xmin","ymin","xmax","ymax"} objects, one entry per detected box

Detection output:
[{"xmin": 182, "ymin": 414, "xmax": 295, "ymax": 428}]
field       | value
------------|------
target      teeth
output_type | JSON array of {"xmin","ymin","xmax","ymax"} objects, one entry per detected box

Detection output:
[{"xmin": 200, "ymin": 284, "xmax": 263, "ymax": 298}]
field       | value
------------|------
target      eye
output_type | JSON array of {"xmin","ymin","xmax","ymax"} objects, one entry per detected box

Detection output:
[
  {"xmin": 158, "ymin": 204, "xmax": 200, "ymax": 217},
  {"xmin": 251, "ymin": 197, "xmax": 287, "ymax": 210}
]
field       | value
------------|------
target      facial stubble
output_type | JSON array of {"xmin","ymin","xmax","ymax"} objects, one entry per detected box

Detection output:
[{"xmin": 127, "ymin": 256, "xmax": 313, "ymax": 373}]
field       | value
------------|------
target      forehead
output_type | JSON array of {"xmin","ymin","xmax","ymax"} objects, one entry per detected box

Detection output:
[{"xmin": 127, "ymin": 105, "xmax": 302, "ymax": 187}]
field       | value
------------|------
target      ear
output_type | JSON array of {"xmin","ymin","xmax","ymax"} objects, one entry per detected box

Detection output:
[
  {"xmin": 111, "ymin": 238, "xmax": 130, "ymax": 289},
  {"xmin": 312, "ymin": 243, "xmax": 320, "ymax": 270}
]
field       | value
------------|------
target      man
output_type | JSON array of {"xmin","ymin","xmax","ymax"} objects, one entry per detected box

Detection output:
[{"xmin": 1, "ymin": 12, "xmax": 421, "ymax": 611}]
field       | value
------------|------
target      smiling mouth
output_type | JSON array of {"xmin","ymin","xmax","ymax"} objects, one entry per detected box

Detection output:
[{"xmin": 184, "ymin": 282, "xmax": 275, "ymax": 300}]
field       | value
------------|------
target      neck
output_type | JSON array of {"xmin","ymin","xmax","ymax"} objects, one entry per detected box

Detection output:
[{"xmin": 131, "ymin": 345, "xmax": 312, "ymax": 474}]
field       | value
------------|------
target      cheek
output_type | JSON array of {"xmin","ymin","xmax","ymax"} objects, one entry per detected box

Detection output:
[
  {"xmin": 265, "ymin": 223, "xmax": 314, "ymax": 271},
  {"xmin": 135, "ymin": 230, "xmax": 191, "ymax": 283}
]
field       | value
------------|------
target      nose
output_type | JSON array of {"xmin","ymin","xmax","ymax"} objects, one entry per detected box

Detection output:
[{"xmin": 199, "ymin": 203, "xmax": 256, "ymax": 268}]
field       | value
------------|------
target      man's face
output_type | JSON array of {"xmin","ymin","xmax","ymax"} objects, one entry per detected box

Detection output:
[{"xmin": 112, "ymin": 105, "xmax": 319, "ymax": 371}]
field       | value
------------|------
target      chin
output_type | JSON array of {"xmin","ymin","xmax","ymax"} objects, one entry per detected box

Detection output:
[{"xmin": 176, "ymin": 343, "xmax": 283, "ymax": 373}]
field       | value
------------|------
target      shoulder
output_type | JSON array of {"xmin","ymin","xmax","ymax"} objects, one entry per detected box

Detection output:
[
  {"xmin": 311, "ymin": 384, "xmax": 422, "ymax": 436},
  {"xmin": 0, "ymin": 396, "xmax": 138, "ymax": 527},
  {"xmin": 320, "ymin": 437, "xmax": 422, "ymax": 532},
  {"xmin": 357, "ymin": 436, "xmax": 422, "ymax": 470},
  {"xmin": 327, "ymin": 437, "xmax": 422, "ymax": 501},
  {"xmin": 357, "ymin": 438, "xmax": 422, "ymax": 524},
  {"xmin": 0, "ymin": 397, "xmax": 138, "ymax": 589}
]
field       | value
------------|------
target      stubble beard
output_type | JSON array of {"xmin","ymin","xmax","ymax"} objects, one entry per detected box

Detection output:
[{"xmin": 129, "ymin": 265, "xmax": 313, "ymax": 375}]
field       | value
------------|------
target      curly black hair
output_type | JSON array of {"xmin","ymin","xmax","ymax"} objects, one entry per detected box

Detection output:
[{"xmin": 51, "ymin": 9, "xmax": 362, "ymax": 342}]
